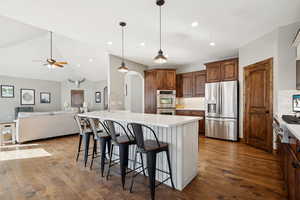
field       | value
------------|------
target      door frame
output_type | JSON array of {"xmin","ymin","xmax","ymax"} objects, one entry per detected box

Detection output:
[{"xmin": 243, "ymin": 58, "xmax": 273, "ymax": 151}]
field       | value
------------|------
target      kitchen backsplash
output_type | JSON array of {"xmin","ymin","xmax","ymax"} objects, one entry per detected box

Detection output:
[
  {"xmin": 176, "ymin": 97, "xmax": 205, "ymax": 110},
  {"xmin": 278, "ymin": 90, "xmax": 299, "ymax": 114}
]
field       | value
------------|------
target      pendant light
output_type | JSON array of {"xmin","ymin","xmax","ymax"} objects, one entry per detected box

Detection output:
[
  {"xmin": 118, "ymin": 22, "xmax": 129, "ymax": 73},
  {"xmin": 154, "ymin": 0, "xmax": 167, "ymax": 64}
]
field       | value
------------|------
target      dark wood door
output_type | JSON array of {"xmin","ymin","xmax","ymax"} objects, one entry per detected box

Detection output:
[
  {"xmin": 71, "ymin": 90, "xmax": 84, "ymax": 107},
  {"xmin": 206, "ymin": 63, "xmax": 221, "ymax": 83},
  {"xmin": 244, "ymin": 58, "xmax": 273, "ymax": 152},
  {"xmin": 176, "ymin": 74, "xmax": 183, "ymax": 97},
  {"xmin": 144, "ymin": 71, "xmax": 157, "ymax": 114},
  {"xmin": 182, "ymin": 73, "xmax": 193, "ymax": 97},
  {"xmin": 193, "ymin": 70, "xmax": 206, "ymax": 97},
  {"xmin": 221, "ymin": 59, "xmax": 238, "ymax": 81}
]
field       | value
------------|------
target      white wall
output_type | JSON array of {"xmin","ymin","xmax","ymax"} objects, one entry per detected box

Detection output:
[
  {"xmin": 0, "ymin": 75, "xmax": 61, "ymax": 122},
  {"xmin": 125, "ymin": 74, "xmax": 144, "ymax": 113},
  {"xmin": 176, "ymin": 64, "xmax": 205, "ymax": 74},
  {"xmin": 60, "ymin": 80, "xmax": 107, "ymax": 111},
  {"xmin": 238, "ymin": 21, "xmax": 300, "ymax": 138},
  {"xmin": 108, "ymin": 55, "xmax": 148, "ymax": 110}
]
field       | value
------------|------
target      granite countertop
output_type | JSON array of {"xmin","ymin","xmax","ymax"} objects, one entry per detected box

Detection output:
[
  {"xmin": 274, "ymin": 114, "xmax": 300, "ymax": 141},
  {"xmin": 78, "ymin": 111, "xmax": 202, "ymax": 128}
]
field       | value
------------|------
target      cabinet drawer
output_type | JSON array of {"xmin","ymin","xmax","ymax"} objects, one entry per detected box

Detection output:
[{"xmin": 176, "ymin": 110, "xmax": 191, "ymax": 116}]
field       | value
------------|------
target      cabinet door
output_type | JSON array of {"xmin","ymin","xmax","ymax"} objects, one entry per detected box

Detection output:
[
  {"xmin": 206, "ymin": 63, "xmax": 221, "ymax": 83},
  {"xmin": 144, "ymin": 71, "xmax": 157, "ymax": 114},
  {"xmin": 287, "ymin": 145, "xmax": 297, "ymax": 200},
  {"xmin": 176, "ymin": 74, "xmax": 183, "ymax": 97},
  {"xmin": 157, "ymin": 70, "xmax": 176, "ymax": 90},
  {"xmin": 182, "ymin": 73, "xmax": 193, "ymax": 97},
  {"xmin": 193, "ymin": 71, "xmax": 206, "ymax": 97},
  {"xmin": 221, "ymin": 59, "xmax": 238, "ymax": 81}
]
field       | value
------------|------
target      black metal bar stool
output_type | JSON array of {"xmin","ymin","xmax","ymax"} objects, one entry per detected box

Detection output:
[
  {"xmin": 74, "ymin": 115, "xmax": 95, "ymax": 167},
  {"xmin": 101, "ymin": 120, "xmax": 145, "ymax": 190},
  {"xmin": 127, "ymin": 123, "xmax": 175, "ymax": 200},
  {"xmin": 88, "ymin": 118, "xmax": 112, "ymax": 176}
]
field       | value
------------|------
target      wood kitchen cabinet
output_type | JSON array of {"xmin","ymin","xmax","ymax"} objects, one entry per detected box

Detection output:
[
  {"xmin": 144, "ymin": 69, "xmax": 176, "ymax": 114},
  {"xmin": 182, "ymin": 73, "xmax": 193, "ymax": 97},
  {"xmin": 176, "ymin": 74, "xmax": 183, "ymax": 97},
  {"xmin": 176, "ymin": 70, "xmax": 206, "ymax": 98},
  {"xmin": 176, "ymin": 110, "xmax": 205, "ymax": 135},
  {"xmin": 277, "ymin": 134, "xmax": 300, "ymax": 200},
  {"xmin": 205, "ymin": 58, "xmax": 238, "ymax": 83}
]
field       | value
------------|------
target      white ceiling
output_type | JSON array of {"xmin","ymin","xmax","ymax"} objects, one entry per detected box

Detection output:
[{"xmin": 0, "ymin": 0, "xmax": 300, "ymax": 81}]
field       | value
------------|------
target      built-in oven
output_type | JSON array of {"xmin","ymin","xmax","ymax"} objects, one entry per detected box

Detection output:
[
  {"xmin": 157, "ymin": 90, "xmax": 176, "ymax": 108},
  {"xmin": 157, "ymin": 108, "xmax": 175, "ymax": 115}
]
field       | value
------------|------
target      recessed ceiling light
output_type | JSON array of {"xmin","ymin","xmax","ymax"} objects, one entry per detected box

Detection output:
[
  {"xmin": 140, "ymin": 42, "xmax": 145, "ymax": 46},
  {"xmin": 89, "ymin": 58, "xmax": 93, "ymax": 62},
  {"xmin": 107, "ymin": 41, "xmax": 113, "ymax": 45},
  {"xmin": 191, "ymin": 21, "xmax": 199, "ymax": 27},
  {"xmin": 209, "ymin": 42, "xmax": 215, "ymax": 46}
]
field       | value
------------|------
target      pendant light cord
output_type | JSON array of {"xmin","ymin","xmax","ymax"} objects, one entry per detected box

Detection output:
[
  {"xmin": 122, "ymin": 25, "xmax": 124, "ymax": 63},
  {"xmin": 50, "ymin": 31, "xmax": 53, "ymax": 60},
  {"xmin": 159, "ymin": 5, "xmax": 162, "ymax": 51}
]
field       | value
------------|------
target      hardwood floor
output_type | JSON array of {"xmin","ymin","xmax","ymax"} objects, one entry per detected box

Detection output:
[{"xmin": 0, "ymin": 136, "xmax": 286, "ymax": 200}]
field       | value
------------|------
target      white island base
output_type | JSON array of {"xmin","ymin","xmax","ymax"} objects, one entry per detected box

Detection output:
[{"xmin": 79, "ymin": 111, "xmax": 200, "ymax": 190}]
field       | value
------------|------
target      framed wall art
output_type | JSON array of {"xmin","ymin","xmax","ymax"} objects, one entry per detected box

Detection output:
[
  {"xmin": 20, "ymin": 89, "xmax": 35, "ymax": 105},
  {"xmin": 1, "ymin": 85, "xmax": 14, "ymax": 98}
]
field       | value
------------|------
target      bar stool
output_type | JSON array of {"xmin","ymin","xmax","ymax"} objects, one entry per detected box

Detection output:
[
  {"xmin": 74, "ymin": 115, "xmax": 95, "ymax": 167},
  {"xmin": 88, "ymin": 118, "xmax": 112, "ymax": 176},
  {"xmin": 102, "ymin": 120, "xmax": 145, "ymax": 190},
  {"xmin": 127, "ymin": 123, "xmax": 175, "ymax": 200}
]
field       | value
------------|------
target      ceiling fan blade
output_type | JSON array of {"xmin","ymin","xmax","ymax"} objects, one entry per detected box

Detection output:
[
  {"xmin": 55, "ymin": 62, "xmax": 68, "ymax": 65},
  {"xmin": 53, "ymin": 63, "xmax": 64, "ymax": 68}
]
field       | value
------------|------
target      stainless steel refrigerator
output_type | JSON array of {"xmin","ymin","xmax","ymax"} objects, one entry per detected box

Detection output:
[{"xmin": 205, "ymin": 80, "xmax": 238, "ymax": 141}]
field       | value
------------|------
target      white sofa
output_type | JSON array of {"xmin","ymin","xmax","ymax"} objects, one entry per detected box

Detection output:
[{"xmin": 16, "ymin": 111, "xmax": 79, "ymax": 143}]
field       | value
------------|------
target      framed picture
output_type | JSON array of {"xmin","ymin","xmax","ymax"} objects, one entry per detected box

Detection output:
[
  {"xmin": 95, "ymin": 92, "xmax": 101, "ymax": 103},
  {"xmin": 1, "ymin": 85, "xmax": 14, "ymax": 98},
  {"xmin": 40, "ymin": 92, "xmax": 51, "ymax": 104},
  {"xmin": 20, "ymin": 89, "xmax": 35, "ymax": 105}
]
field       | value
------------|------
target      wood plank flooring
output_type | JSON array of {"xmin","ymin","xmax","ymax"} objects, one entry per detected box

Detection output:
[{"xmin": 0, "ymin": 136, "xmax": 287, "ymax": 200}]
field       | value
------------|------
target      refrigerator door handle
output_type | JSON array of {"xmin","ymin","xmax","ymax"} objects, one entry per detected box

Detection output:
[{"xmin": 219, "ymin": 83, "xmax": 222, "ymax": 115}]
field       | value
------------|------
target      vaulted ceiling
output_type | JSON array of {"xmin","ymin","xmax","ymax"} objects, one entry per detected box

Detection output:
[{"xmin": 0, "ymin": 0, "xmax": 299, "ymax": 81}]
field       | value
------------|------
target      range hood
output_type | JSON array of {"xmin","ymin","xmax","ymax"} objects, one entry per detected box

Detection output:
[{"xmin": 293, "ymin": 28, "xmax": 300, "ymax": 60}]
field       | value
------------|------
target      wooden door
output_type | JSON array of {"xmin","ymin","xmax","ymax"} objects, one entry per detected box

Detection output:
[
  {"xmin": 176, "ymin": 74, "xmax": 183, "ymax": 97},
  {"xmin": 71, "ymin": 90, "xmax": 84, "ymax": 107},
  {"xmin": 206, "ymin": 63, "xmax": 221, "ymax": 83},
  {"xmin": 182, "ymin": 73, "xmax": 193, "ymax": 97},
  {"xmin": 144, "ymin": 71, "xmax": 157, "ymax": 114},
  {"xmin": 193, "ymin": 70, "xmax": 206, "ymax": 97},
  {"xmin": 221, "ymin": 59, "xmax": 238, "ymax": 81},
  {"xmin": 244, "ymin": 58, "xmax": 273, "ymax": 152}
]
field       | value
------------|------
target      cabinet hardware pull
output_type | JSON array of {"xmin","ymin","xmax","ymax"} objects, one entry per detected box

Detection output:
[{"xmin": 292, "ymin": 161, "xmax": 300, "ymax": 169}]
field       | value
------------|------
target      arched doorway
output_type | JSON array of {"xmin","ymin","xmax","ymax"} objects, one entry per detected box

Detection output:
[{"xmin": 124, "ymin": 71, "xmax": 144, "ymax": 113}]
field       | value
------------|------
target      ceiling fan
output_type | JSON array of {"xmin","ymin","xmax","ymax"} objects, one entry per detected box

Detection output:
[{"xmin": 33, "ymin": 31, "xmax": 68, "ymax": 68}]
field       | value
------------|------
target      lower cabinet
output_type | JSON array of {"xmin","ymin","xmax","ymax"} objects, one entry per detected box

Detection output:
[
  {"xmin": 277, "ymin": 134, "xmax": 300, "ymax": 200},
  {"xmin": 176, "ymin": 110, "xmax": 205, "ymax": 135}
]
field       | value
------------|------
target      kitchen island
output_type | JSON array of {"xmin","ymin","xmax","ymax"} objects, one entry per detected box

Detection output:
[{"xmin": 78, "ymin": 111, "xmax": 201, "ymax": 190}]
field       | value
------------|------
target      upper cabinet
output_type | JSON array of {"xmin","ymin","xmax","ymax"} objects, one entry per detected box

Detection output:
[
  {"xmin": 205, "ymin": 58, "xmax": 238, "ymax": 82},
  {"xmin": 193, "ymin": 71, "xmax": 206, "ymax": 97},
  {"xmin": 144, "ymin": 69, "xmax": 176, "ymax": 114},
  {"xmin": 156, "ymin": 70, "xmax": 176, "ymax": 90},
  {"xmin": 176, "ymin": 70, "xmax": 206, "ymax": 98},
  {"xmin": 182, "ymin": 73, "xmax": 194, "ymax": 97}
]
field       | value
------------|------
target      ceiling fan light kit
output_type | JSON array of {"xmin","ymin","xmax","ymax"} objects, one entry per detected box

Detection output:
[
  {"xmin": 154, "ymin": 0, "xmax": 167, "ymax": 64},
  {"xmin": 118, "ymin": 22, "xmax": 129, "ymax": 73}
]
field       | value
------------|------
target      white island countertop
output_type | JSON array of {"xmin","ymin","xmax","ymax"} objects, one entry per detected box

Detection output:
[{"xmin": 79, "ymin": 111, "xmax": 202, "ymax": 128}]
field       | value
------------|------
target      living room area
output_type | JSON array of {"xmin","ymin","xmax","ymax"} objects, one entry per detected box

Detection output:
[{"xmin": 0, "ymin": 15, "xmax": 108, "ymax": 146}]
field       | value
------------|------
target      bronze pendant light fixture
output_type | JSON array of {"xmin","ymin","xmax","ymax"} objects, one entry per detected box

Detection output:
[
  {"xmin": 154, "ymin": 0, "xmax": 167, "ymax": 64},
  {"xmin": 118, "ymin": 22, "xmax": 129, "ymax": 73}
]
